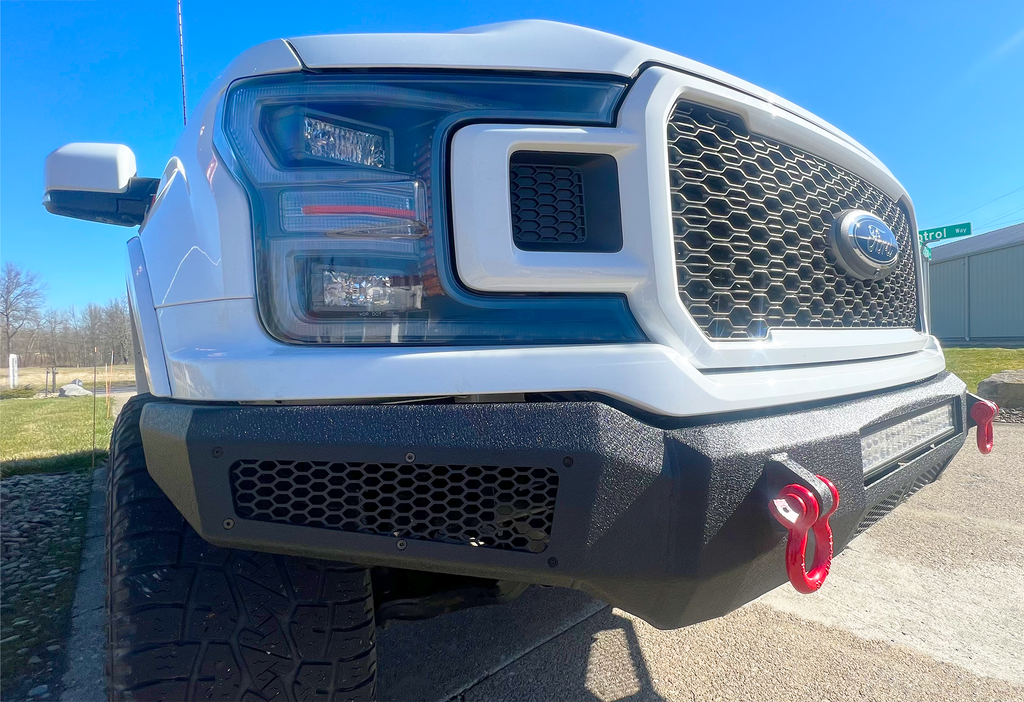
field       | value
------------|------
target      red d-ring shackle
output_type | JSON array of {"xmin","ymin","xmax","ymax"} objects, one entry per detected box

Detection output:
[
  {"xmin": 970, "ymin": 398, "xmax": 998, "ymax": 454},
  {"xmin": 768, "ymin": 476, "xmax": 840, "ymax": 594}
]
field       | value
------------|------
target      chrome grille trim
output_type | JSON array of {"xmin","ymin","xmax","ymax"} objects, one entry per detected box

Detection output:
[{"xmin": 667, "ymin": 101, "xmax": 920, "ymax": 340}]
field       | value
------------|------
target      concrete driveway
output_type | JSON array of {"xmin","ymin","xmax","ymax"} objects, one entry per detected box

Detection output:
[{"xmin": 377, "ymin": 425, "xmax": 1024, "ymax": 701}]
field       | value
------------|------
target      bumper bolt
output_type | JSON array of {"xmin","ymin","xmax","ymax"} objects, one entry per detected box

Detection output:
[
  {"xmin": 396, "ymin": 539, "xmax": 408, "ymax": 550},
  {"xmin": 222, "ymin": 518, "xmax": 234, "ymax": 530},
  {"xmin": 547, "ymin": 556, "xmax": 558, "ymax": 568},
  {"xmin": 212, "ymin": 447, "xmax": 223, "ymax": 458},
  {"xmin": 404, "ymin": 452, "xmax": 416, "ymax": 463},
  {"xmin": 562, "ymin": 456, "xmax": 573, "ymax": 467}
]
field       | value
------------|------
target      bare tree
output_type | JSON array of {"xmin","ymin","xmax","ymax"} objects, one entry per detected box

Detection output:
[
  {"xmin": 66, "ymin": 305, "xmax": 85, "ymax": 367},
  {"xmin": 0, "ymin": 262, "xmax": 46, "ymax": 367},
  {"xmin": 83, "ymin": 302, "xmax": 105, "ymax": 363},
  {"xmin": 43, "ymin": 308, "xmax": 65, "ymax": 366},
  {"xmin": 0, "ymin": 270, "xmax": 136, "ymax": 370},
  {"xmin": 105, "ymin": 296, "xmax": 132, "ymax": 364}
]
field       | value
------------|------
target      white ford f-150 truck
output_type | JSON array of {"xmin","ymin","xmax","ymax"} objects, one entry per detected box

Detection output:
[{"xmin": 42, "ymin": 20, "xmax": 997, "ymax": 701}]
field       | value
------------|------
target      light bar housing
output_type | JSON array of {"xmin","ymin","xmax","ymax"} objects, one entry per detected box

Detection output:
[
  {"xmin": 217, "ymin": 73, "xmax": 643, "ymax": 346},
  {"xmin": 861, "ymin": 402, "xmax": 958, "ymax": 481}
]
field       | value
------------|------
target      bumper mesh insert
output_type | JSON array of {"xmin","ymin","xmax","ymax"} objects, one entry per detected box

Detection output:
[
  {"xmin": 667, "ymin": 101, "xmax": 920, "ymax": 339},
  {"xmin": 856, "ymin": 464, "xmax": 943, "ymax": 535},
  {"xmin": 230, "ymin": 459, "xmax": 559, "ymax": 554}
]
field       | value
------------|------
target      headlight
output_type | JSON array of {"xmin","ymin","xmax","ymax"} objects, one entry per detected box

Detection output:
[{"xmin": 217, "ymin": 73, "xmax": 643, "ymax": 345}]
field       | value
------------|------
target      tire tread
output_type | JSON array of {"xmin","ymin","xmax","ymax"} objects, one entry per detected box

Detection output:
[{"xmin": 106, "ymin": 395, "xmax": 376, "ymax": 701}]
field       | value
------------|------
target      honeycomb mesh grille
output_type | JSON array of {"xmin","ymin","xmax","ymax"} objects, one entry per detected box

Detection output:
[
  {"xmin": 668, "ymin": 101, "xmax": 920, "ymax": 339},
  {"xmin": 230, "ymin": 459, "xmax": 559, "ymax": 554},
  {"xmin": 510, "ymin": 163, "xmax": 587, "ymax": 246},
  {"xmin": 856, "ymin": 464, "xmax": 942, "ymax": 535}
]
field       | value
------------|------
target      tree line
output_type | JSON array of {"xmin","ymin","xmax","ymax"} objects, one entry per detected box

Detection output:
[{"xmin": 1, "ymin": 262, "xmax": 132, "ymax": 368}]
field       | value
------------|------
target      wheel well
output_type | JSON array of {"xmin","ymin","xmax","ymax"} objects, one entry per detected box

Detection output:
[{"xmin": 371, "ymin": 567, "xmax": 528, "ymax": 624}]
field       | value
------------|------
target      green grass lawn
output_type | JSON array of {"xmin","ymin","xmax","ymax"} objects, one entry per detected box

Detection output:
[
  {"xmin": 0, "ymin": 396, "xmax": 115, "ymax": 477},
  {"xmin": 943, "ymin": 347, "xmax": 1024, "ymax": 393}
]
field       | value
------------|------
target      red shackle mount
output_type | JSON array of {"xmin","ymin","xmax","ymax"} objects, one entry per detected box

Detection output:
[
  {"xmin": 764, "ymin": 454, "xmax": 841, "ymax": 594},
  {"xmin": 967, "ymin": 393, "xmax": 998, "ymax": 455}
]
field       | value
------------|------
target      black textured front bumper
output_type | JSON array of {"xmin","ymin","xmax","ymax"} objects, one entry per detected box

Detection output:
[{"xmin": 141, "ymin": 371, "xmax": 967, "ymax": 629}]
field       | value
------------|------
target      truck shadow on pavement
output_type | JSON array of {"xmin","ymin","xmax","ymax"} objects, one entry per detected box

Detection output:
[{"xmin": 378, "ymin": 586, "xmax": 669, "ymax": 702}]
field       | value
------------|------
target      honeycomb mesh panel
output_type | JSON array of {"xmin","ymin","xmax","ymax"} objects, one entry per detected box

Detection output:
[
  {"xmin": 230, "ymin": 459, "xmax": 559, "ymax": 554},
  {"xmin": 856, "ymin": 464, "xmax": 942, "ymax": 535},
  {"xmin": 510, "ymin": 163, "xmax": 586, "ymax": 246},
  {"xmin": 667, "ymin": 101, "xmax": 919, "ymax": 339}
]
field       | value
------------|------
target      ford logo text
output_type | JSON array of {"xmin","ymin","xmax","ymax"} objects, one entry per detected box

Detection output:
[{"xmin": 828, "ymin": 210, "xmax": 901, "ymax": 280}]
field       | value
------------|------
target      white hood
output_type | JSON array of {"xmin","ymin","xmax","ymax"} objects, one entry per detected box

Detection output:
[{"xmin": 287, "ymin": 20, "xmax": 873, "ymax": 161}]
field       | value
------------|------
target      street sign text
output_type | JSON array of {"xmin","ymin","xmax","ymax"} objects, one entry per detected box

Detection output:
[{"xmin": 918, "ymin": 222, "xmax": 972, "ymax": 245}]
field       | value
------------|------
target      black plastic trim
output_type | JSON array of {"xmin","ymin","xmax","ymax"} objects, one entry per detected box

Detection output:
[{"xmin": 43, "ymin": 177, "xmax": 159, "ymax": 227}]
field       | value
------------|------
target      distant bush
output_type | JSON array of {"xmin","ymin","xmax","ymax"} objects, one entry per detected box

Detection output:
[{"xmin": 0, "ymin": 387, "xmax": 36, "ymax": 400}]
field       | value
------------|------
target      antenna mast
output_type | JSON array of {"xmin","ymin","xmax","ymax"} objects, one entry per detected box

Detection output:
[{"xmin": 177, "ymin": 0, "xmax": 187, "ymax": 125}]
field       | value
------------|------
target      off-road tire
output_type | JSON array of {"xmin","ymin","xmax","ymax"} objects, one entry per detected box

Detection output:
[{"xmin": 106, "ymin": 394, "xmax": 377, "ymax": 701}]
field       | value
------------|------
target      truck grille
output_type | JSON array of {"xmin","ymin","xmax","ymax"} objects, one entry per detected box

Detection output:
[
  {"xmin": 230, "ymin": 459, "xmax": 559, "ymax": 554},
  {"xmin": 667, "ymin": 101, "xmax": 920, "ymax": 339}
]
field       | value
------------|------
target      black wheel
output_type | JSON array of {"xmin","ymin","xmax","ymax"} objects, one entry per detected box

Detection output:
[{"xmin": 106, "ymin": 395, "xmax": 377, "ymax": 701}]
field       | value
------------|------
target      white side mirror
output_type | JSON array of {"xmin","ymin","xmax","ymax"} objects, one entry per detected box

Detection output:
[
  {"xmin": 45, "ymin": 143, "xmax": 138, "ymax": 193},
  {"xmin": 42, "ymin": 143, "xmax": 158, "ymax": 227}
]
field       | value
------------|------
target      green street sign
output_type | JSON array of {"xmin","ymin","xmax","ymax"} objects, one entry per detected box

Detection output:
[
  {"xmin": 918, "ymin": 222, "xmax": 971, "ymax": 245},
  {"xmin": 922, "ymin": 246, "xmax": 932, "ymax": 260}
]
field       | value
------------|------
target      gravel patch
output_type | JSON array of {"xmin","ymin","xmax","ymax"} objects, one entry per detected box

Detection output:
[
  {"xmin": 996, "ymin": 407, "xmax": 1024, "ymax": 424},
  {"xmin": 1, "ymin": 472, "xmax": 92, "ymax": 701}
]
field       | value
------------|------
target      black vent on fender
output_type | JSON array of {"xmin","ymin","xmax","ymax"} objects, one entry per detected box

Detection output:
[
  {"xmin": 509, "ymin": 151, "xmax": 622, "ymax": 252},
  {"xmin": 230, "ymin": 459, "xmax": 560, "ymax": 554}
]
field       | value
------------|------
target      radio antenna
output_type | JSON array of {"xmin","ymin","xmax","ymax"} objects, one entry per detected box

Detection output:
[{"xmin": 177, "ymin": 0, "xmax": 187, "ymax": 125}]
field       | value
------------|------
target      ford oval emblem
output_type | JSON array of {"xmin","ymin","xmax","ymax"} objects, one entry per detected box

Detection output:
[{"xmin": 828, "ymin": 210, "xmax": 900, "ymax": 280}]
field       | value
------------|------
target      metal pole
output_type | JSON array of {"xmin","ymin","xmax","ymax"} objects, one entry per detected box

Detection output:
[
  {"xmin": 177, "ymin": 0, "xmax": 187, "ymax": 126},
  {"xmin": 964, "ymin": 256, "xmax": 971, "ymax": 342}
]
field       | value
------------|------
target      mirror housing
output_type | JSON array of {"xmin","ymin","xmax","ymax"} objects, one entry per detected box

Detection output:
[{"xmin": 43, "ymin": 143, "xmax": 159, "ymax": 226}]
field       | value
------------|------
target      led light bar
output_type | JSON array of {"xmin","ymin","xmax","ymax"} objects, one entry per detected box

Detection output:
[
  {"xmin": 861, "ymin": 403, "xmax": 957, "ymax": 479},
  {"xmin": 280, "ymin": 184, "xmax": 427, "ymax": 238}
]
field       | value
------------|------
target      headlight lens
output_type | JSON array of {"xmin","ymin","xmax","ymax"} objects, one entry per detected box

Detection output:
[{"xmin": 218, "ymin": 73, "xmax": 642, "ymax": 345}]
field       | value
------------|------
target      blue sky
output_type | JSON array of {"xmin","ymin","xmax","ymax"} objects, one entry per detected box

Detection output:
[{"xmin": 2, "ymin": 0, "xmax": 1022, "ymax": 309}]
